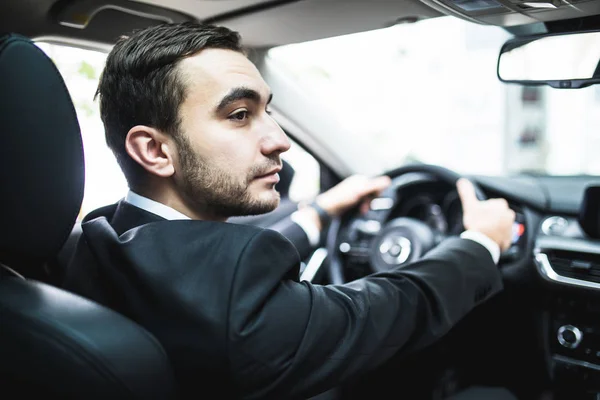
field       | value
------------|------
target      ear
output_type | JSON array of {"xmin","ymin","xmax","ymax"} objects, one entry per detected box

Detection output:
[{"xmin": 125, "ymin": 125, "xmax": 176, "ymax": 178}]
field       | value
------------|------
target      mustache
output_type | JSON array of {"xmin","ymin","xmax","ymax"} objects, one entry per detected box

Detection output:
[{"xmin": 249, "ymin": 156, "xmax": 282, "ymax": 178}]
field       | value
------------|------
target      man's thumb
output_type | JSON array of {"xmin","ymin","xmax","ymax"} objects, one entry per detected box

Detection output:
[{"xmin": 457, "ymin": 178, "xmax": 477, "ymax": 209}]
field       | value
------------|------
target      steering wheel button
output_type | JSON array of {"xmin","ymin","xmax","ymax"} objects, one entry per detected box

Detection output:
[
  {"xmin": 370, "ymin": 197, "xmax": 394, "ymax": 211},
  {"xmin": 358, "ymin": 220, "xmax": 381, "ymax": 234},
  {"xmin": 339, "ymin": 242, "xmax": 351, "ymax": 253}
]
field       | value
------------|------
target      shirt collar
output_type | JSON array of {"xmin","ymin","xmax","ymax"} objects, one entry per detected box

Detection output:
[{"xmin": 124, "ymin": 190, "xmax": 191, "ymax": 221}]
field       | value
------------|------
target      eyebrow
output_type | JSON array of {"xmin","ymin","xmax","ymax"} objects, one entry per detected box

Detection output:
[{"xmin": 215, "ymin": 87, "xmax": 273, "ymax": 113}]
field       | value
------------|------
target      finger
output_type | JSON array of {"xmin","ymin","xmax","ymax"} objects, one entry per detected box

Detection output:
[
  {"xmin": 488, "ymin": 198, "xmax": 508, "ymax": 208},
  {"xmin": 359, "ymin": 198, "xmax": 371, "ymax": 215},
  {"xmin": 456, "ymin": 178, "xmax": 478, "ymax": 210},
  {"xmin": 362, "ymin": 175, "xmax": 392, "ymax": 196},
  {"xmin": 502, "ymin": 238, "xmax": 512, "ymax": 252}
]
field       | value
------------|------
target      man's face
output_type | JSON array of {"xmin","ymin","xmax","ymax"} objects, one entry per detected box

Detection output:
[{"xmin": 174, "ymin": 49, "xmax": 290, "ymax": 219}]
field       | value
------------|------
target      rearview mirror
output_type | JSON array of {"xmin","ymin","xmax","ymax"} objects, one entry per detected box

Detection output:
[{"xmin": 497, "ymin": 30, "xmax": 600, "ymax": 89}]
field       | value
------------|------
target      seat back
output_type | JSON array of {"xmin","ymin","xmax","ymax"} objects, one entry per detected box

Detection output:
[{"xmin": 0, "ymin": 33, "xmax": 177, "ymax": 399}]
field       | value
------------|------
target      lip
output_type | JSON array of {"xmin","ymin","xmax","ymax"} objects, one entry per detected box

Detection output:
[{"xmin": 254, "ymin": 167, "xmax": 282, "ymax": 183}]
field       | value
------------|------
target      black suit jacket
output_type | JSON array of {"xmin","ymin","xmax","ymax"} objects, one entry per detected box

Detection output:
[
  {"xmin": 62, "ymin": 201, "xmax": 502, "ymax": 400},
  {"xmin": 230, "ymin": 198, "xmax": 314, "ymax": 261}
]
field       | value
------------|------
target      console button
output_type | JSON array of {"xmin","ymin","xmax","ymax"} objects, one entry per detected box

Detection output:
[{"xmin": 558, "ymin": 325, "xmax": 583, "ymax": 349}]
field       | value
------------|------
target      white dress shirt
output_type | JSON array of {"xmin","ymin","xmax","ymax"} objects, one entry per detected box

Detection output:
[
  {"xmin": 124, "ymin": 190, "xmax": 500, "ymax": 264},
  {"xmin": 124, "ymin": 190, "xmax": 321, "ymax": 243},
  {"xmin": 460, "ymin": 230, "xmax": 500, "ymax": 264},
  {"xmin": 125, "ymin": 191, "xmax": 190, "ymax": 221}
]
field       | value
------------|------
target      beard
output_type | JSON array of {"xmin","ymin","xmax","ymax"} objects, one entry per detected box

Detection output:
[{"xmin": 174, "ymin": 136, "xmax": 281, "ymax": 219}]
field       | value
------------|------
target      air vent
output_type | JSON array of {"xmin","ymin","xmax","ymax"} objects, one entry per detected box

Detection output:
[
  {"xmin": 535, "ymin": 236, "xmax": 600, "ymax": 290},
  {"xmin": 547, "ymin": 250, "xmax": 600, "ymax": 284}
]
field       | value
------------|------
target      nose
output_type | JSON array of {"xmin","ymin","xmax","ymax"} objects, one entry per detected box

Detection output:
[{"xmin": 260, "ymin": 116, "xmax": 291, "ymax": 156}]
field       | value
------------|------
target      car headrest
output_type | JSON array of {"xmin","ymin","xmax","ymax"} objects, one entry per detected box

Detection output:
[{"xmin": 0, "ymin": 34, "xmax": 84, "ymax": 274}]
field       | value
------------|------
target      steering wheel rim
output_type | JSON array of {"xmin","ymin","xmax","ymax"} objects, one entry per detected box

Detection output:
[{"xmin": 326, "ymin": 163, "xmax": 487, "ymax": 284}]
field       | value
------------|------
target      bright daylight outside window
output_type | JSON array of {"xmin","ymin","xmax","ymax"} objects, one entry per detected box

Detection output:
[
  {"xmin": 35, "ymin": 42, "xmax": 320, "ymax": 219},
  {"xmin": 268, "ymin": 16, "xmax": 600, "ymax": 177},
  {"xmin": 36, "ymin": 42, "xmax": 126, "ymax": 220}
]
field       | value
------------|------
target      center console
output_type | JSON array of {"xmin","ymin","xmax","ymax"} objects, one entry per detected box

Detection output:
[
  {"xmin": 547, "ymin": 291, "xmax": 600, "ymax": 393},
  {"xmin": 535, "ymin": 188, "xmax": 600, "ymax": 398}
]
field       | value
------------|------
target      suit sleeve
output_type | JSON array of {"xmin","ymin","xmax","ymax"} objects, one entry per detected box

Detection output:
[
  {"xmin": 226, "ymin": 229, "xmax": 503, "ymax": 400},
  {"xmin": 268, "ymin": 216, "xmax": 314, "ymax": 260}
]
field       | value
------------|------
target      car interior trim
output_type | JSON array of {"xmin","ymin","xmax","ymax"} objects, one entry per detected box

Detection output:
[
  {"xmin": 535, "ymin": 252, "xmax": 600, "ymax": 290},
  {"xmin": 553, "ymin": 354, "xmax": 600, "ymax": 372}
]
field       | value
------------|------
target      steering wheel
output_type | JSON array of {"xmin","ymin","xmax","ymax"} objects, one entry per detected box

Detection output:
[{"xmin": 326, "ymin": 164, "xmax": 487, "ymax": 284}]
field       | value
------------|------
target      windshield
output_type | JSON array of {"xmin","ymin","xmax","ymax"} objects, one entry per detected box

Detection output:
[{"xmin": 268, "ymin": 17, "xmax": 600, "ymax": 176}]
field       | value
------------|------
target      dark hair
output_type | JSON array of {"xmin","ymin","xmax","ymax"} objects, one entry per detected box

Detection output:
[{"xmin": 96, "ymin": 22, "xmax": 244, "ymax": 189}]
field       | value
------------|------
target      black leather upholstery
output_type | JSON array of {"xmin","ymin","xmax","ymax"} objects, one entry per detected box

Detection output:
[
  {"xmin": 0, "ymin": 277, "xmax": 176, "ymax": 399},
  {"xmin": 0, "ymin": 33, "xmax": 177, "ymax": 399},
  {"xmin": 0, "ymin": 33, "xmax": 84, "ymax": 276}
]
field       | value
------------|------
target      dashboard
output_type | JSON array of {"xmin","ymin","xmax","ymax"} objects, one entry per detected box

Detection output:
[
  {"xmin": 393, "ymin": 183, "xmax": 463, "ymax": 236},
  {"xmin": 334, "ymin": 172, "xmax": 600, "ymax": 396}
]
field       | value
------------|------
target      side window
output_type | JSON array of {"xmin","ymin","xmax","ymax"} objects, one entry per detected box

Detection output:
[
  {"xmin": 281, "ymin": 138, "xmax": 321, "ymax": 203},
  {"xmin": 35, "ymin": 42, "xmax": 127, "ymax": 220}
]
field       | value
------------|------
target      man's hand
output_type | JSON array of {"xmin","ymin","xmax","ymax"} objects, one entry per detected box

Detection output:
[
  {"xmin": 457, "ymin": 178, "xmax": 515, "ymax": 252},
  {"xmin": 316, "ymin": 175, "xmax": 392, "ymax": 217},
  {"xmin": 295, "ymin": 175, "xmax": 391, "ymax": 232}
]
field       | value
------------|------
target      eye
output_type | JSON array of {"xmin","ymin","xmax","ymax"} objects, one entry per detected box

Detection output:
[{"xmin": 229, "ymin": 110, "xmax": 248, "ymax": 121}]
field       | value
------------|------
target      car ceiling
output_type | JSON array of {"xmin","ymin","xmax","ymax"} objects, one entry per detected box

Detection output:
[
  {"xmin": 4, "ymin": 0, "xmax": 600, "ymax": 50},
  {"xmin": 1, "ymin": 0, "xmax": 443, "ymax": 48}
]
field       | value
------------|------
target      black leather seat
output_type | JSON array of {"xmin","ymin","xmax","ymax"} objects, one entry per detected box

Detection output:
[{"xmin": 0, "ymin": 33, "xmax": 177, "ymax": 399}]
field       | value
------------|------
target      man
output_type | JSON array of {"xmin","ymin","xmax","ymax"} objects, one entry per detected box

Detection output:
[{"xmin": 63, "ymin": 22, "xmax": 515, "ymax": 399}]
